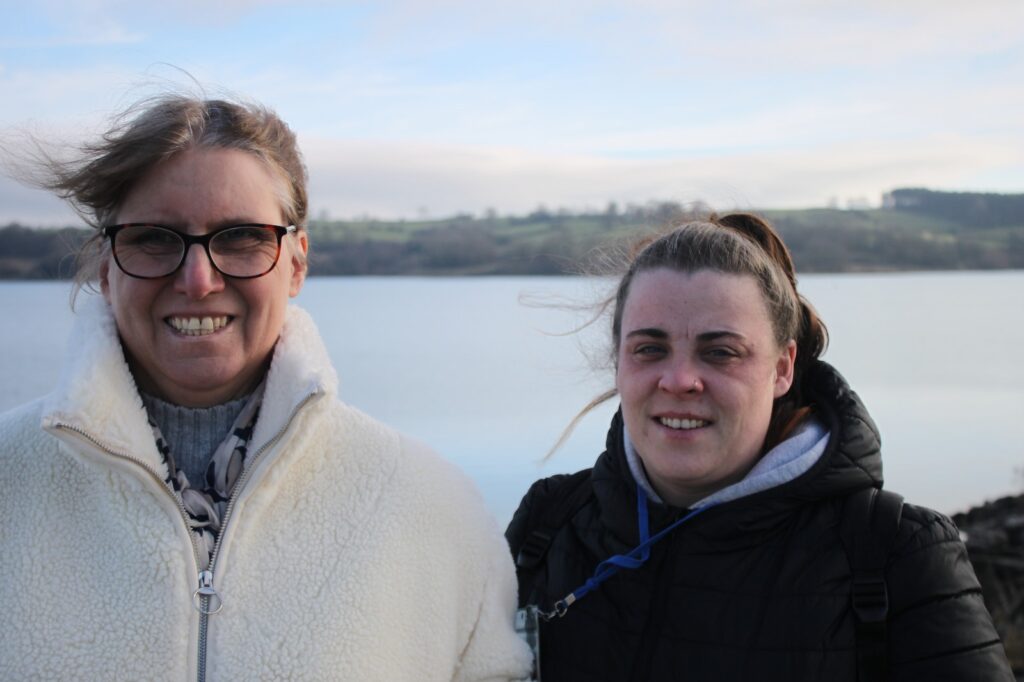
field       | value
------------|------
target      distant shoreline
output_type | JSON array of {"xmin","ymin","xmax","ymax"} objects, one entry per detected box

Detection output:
[{"xmin": 3, "ymin": 189, "xmax": 1023, "ymax": 279}]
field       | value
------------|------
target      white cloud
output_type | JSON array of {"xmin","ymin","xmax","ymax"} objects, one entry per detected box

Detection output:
[
  {"xmin": 0, "ymin": 24, "xmax": 144, "ymax": 49},
  {"xmin": 600, "ymin": 0, "xmax": 1024, "ymax": 69},
  {"xmin": 0, "ymin": 177, "xmax": 79, "ymax": 226},
  {"xmin": 1, "ymin": 0, "xmax": 1020, "ymax": 224},
  {"xmin": 0, "ymin": 70, "xmax": 126, "ymax": 131},
  {"xmin": 3, "ymin": 120, "xmax": 1017, "ymax": 225},
  {"xmin": 300, "ymin": 132, "xmax": 1021, "ymax": 219},
  {"xmin": 351, "ymin": 0, "xmax": 1024, "ymax": 75},
  {"xmin": 18, "ymin": 0, "xmax": 298, "ymax": 28}
]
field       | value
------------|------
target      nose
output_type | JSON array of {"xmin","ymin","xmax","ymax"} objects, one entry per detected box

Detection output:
[
  {"xmin": 174, "ymin": 244, "xmax": 225, "ymax": 299},
  {"xmin": 657, "ymin": 357, "xmax": 703, "ymax": 395}
]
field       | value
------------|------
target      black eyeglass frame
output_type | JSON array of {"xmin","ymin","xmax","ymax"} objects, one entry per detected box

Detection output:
[{"xmin": 101, "ymin": 223, "xmax": 298, "ymax": 279}]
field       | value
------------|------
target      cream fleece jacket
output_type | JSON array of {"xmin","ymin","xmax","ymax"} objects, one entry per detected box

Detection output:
[{"xmin": 0, "ymin": 297, "xmax": 531, "ymax": 681}]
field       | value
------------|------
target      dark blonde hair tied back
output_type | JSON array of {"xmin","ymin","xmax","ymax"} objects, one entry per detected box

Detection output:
[{"xmin": 550, "ymin": 212, "xmax": 828, "ymax": 457}]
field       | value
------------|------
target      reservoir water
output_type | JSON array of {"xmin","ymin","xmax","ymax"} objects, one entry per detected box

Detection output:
[{"xmin": 1, "ymin": 272, "xmax": 1022, "ymax": 524}]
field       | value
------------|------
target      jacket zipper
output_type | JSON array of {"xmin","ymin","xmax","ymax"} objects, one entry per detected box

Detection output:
[{"xmin": 195, "ymin": 390, "xmax": 319, "ymax": 682}]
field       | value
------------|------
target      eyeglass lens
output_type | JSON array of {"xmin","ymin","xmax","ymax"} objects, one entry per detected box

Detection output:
[{"xmin": 113, "ymin": 225, "xmax": 283, "ymax": 278}]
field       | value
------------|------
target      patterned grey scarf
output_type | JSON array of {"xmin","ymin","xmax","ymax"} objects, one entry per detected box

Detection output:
[{"xmin": 149, "ymin": 387, "xmax": 263, "ymax": 570}]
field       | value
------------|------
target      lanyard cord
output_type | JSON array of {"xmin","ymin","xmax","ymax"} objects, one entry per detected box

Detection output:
[{"xmin": 538, "ymin": 483, "xmax": 714, "ymax": 620}]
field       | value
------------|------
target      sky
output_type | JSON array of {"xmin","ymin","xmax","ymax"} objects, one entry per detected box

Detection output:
[{"xmin": 2, "ymin": 0, "xmax": 1023, "ymax": 225}]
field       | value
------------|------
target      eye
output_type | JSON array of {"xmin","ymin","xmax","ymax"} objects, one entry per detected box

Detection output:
[
  {"xmin": 214, "ymin": 226, "xmax": 276, "ymax": 252},
  {"xmin": 702, "ymin": 346, "xmax": 741, "ymax": 362},
  {"xmin": 225, "ymin": 225, "xmax": 273, "ymax": 241},
  {"xmin": 117, "ymin": 225, "xmax": 180, "ymax": 251},
  {"xmin": 632, "ymin": 343, "xmax": 667, "ymax": 359}
]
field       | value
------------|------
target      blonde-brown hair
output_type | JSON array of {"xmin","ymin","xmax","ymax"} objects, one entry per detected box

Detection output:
[{"xmin": 29, "ymin": 94, "xmax": 308, "ymax": 301}]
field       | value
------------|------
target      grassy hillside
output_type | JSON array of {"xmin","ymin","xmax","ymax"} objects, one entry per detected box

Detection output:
[{"xmin": 3, "ymin": 190, "xmax": 1023, "ymax": 279}]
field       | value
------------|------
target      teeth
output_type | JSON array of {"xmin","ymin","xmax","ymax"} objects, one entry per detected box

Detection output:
[
  {"xmin": 660, "ymin": 417, "xmax": 708, "ymax": 430},
  {"xmin": 168, "ymin": 316, "xmax": 230, "ymax": 336}
]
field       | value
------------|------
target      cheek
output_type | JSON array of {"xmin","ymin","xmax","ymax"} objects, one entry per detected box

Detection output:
[
  {"xmin": 615, "ymin": 364, "xmax": 651, "ymax": 417},
  {"xmin": 103, "ymin": 270, "xmax": 134, "ymax": 316},
  {"xmin": 103, "ymin": 270, "xmax": 164, "ymax": 329},
  {"xmin": 746, "ymin": 383, "xmax": 779, "ymax": 432},
  {"xmin": 241, "ymin": 280, "xmax": 290, "ymax": 337}
]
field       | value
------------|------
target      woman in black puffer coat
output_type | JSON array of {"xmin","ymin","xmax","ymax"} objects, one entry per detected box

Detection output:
[{"xmin": 507, "ymin": 213, "xmax": 1011, "ymax": 681}]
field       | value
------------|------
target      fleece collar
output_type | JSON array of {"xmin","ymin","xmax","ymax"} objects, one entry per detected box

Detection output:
[{"xmin": 40, "ymin": 295, "xmax": 337, "ymax": 474}]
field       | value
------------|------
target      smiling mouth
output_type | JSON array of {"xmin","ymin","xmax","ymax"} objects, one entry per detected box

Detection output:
[
  {"xmin": 166, "ymin": 316, "xmax": 232, "ymax": 337},
  {"xmin": 658, "ymin": 417, "xmax": 710, "ymax": 430}
]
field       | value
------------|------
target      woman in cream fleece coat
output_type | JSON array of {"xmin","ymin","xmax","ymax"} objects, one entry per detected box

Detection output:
[{"xmin": 0, "ymin": 93, "xmax": 530, "ymax": 681}]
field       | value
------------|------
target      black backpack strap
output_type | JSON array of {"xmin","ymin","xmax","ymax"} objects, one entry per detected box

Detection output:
[
  {"xmin": 512, "ymin": 468, "xmax": 594, "ymax": 606},
  {"xmin": 841, "ymin": 487, "xmax": 905, "ymax": 682}
]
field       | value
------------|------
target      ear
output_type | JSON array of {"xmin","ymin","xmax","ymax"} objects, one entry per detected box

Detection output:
[
  {"xmin": 99, "ymin": 258, "xmax": 112, "ymax": 302},
  {"xmin": 772, "ymin": 339, "xmax": 797, "ymax": 398},
  {"xmin": 288, "ymin": 230, "xmax": 309, "ymax": 298}
]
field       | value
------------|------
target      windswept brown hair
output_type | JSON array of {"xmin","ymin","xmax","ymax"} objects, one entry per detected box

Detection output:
[{"xmin": 23, "ymin": 94, "xmax": 308, "ymax": 301}]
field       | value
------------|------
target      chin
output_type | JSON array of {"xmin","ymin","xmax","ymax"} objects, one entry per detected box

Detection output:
[{"xmin": 145, "ymin": 362, "xmax": 254, "ymax": 405}]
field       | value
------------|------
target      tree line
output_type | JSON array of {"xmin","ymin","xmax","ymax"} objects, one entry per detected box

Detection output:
[
  {"xmin": 2, "ymin": 189, "xmax": 1023, "ymax": 279},
  {"xmin": 885, "ymin": 188, "xmax": 1024, "ymax": 229}
]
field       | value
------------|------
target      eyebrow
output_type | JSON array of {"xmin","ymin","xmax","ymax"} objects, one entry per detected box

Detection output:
[
  {"xmin": 698, "ymin": 330, "xmax": 747, "ymax": 342},
  {"xmin": 625, "ymin": 327, "xmax": 668, "ymax": 340},
  {"xmin": 203, "ymin": 218, "xmax": 270, "ymax": 231},
  {"xmin": 136, "ymin": 218, "xmax": 271, "ymax": 232},
  {"xmin": 624, "ymin": 328, "xmax": 747, "ymax": 342},
  {"xmin": 212, "ymin": 217, "xmax": 270, "ymax": 228}
]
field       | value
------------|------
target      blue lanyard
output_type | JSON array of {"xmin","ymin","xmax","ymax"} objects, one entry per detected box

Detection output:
[{"xmin": 539, "ymin": 483, "xmax": 713, "ymax": 620}]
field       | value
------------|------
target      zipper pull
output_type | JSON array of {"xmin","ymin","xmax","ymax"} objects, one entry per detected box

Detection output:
[{"xmin": 193, "ymin": 570, "xmax": 224, "ymax": 615}]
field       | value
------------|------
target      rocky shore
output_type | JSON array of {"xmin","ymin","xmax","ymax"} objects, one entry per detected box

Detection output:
[{"xmin": 953, "ymin": 494, "xmax": 1024, "ymax": 674}]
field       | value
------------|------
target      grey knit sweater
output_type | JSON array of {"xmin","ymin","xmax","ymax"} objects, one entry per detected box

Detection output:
[{"xmin": 141, "ymin": 393, "xmax": 248, "ymax": 485}]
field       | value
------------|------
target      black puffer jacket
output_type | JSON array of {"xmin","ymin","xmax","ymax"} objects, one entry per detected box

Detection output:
[{"xmin": 507, "ymin": 362, "xmax": 1012, "ymax": 681}]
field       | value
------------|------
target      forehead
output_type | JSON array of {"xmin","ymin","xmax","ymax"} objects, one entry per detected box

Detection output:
[
  {"xmin": 116, "ymin": 147, "xmax": 286, "ymax": 226},
  {"xmin": 621, "ymin": 268, "xmax": 773, "ymax": 335}
]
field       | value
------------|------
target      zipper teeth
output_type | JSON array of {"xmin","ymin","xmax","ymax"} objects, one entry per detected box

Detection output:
[
  {"xmin": 53, "ymin": 423, "xmax": 202, "ymax": 567},
  {"xmin": 197, "ymin": 389, "xmax": 317, "ymax": 682},
  {"xmin": 206, "ymin": 390, "xmax": 319, "ymax": 575},
  {"xmin": 198, "ymin": 606, "xmax": 209, "ymax": 682}
]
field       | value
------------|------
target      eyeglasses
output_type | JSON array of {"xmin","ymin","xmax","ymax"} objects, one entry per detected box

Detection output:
[{"xmin": 102, "ymin": 223, "xmax": 297, "ymax": 279}]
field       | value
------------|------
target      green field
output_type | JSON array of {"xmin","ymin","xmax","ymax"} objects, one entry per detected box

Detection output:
[{"xmin": 4, "ymin": 189, "xmax": 1024, "ymax": 279}]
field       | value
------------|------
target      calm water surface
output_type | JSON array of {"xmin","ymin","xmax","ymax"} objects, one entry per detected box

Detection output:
[{"xmin": 1, "ymin": 272, "xmax": 1022, "ymax": 524}]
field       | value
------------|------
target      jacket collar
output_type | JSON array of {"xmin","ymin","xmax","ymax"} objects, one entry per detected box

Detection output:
[
  {"xmin": 249, "ymin": 303, "xmax": 336, "ymax": 451},
  {"xmin": 41, "ymin": 295, "xmax": 337, "ymax": 473},
  {"xmin": 592, "ymin": 360, "xmax": 883, "ymax": 546}
]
